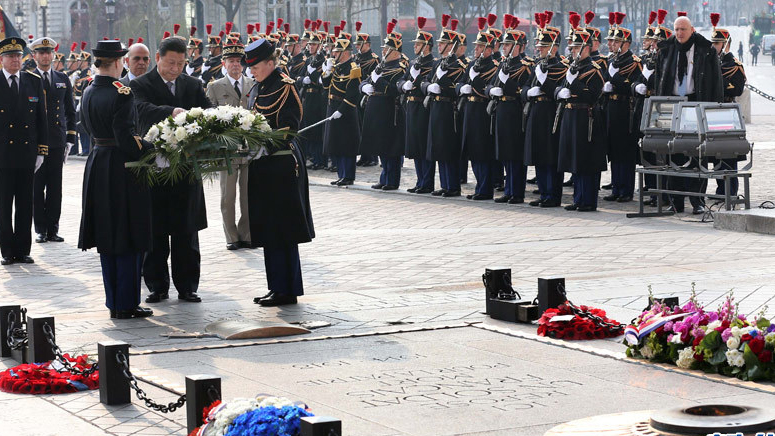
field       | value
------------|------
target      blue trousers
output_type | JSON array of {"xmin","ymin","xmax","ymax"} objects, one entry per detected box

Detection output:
[
  {"xmin": 715, "ymin": 159, "xmax": 739, "ymax": 196},
  {"xmin": 492, "ymin": 161, "xmax": 505, "ymax": 187},
  {"xmin": 535, "ymin": 165, "xmax": 563, "ymax": 202},
  {"xmin": 413, "ymin": 159, "xmax": 435, "ymax": 190},
  {"xmin": 264, "ymin": 245, "xmax": 304, "ymax": 296},
  {"xmin": 308, "ymin": 141, "xmax": 325, "ymax": 166},
  {"xmin": 100, "ymin": 253, "xmax": 142, "ymax": 311},
  {"xmin": 575, "ymin": 173, "xmax": 600, "ymax": 207},
  {"xmin": 504, "ymin": 161, "xmax": 527, "ymax": 199},
  {"xmin": 440, "ymin": 160, "xmax": 461, "ymax": 192},
  {"xmin": 379, "ymin": 156, "xmax": 402, "ymax": 187},
  {"xmin": 471, "ymin": 160, "xmax": 494, "ymax": 196},
  {"xmin": 336, "ymin": 156, "xmax": 356, "ymax": 180},
  {"xmin": 77, "ymin": 125, "xmax": 91, "ymax": 154},
  {"xmin": 611, "ymin": 162, "xmax": 635, "ymax": 198},
  {"xmin": 460, "ymin": 159, "xmax": 469, "ymax": 182}
]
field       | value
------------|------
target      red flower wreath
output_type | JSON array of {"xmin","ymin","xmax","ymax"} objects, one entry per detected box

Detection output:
[
  {"xmin": 0, "ymin": 354, "xmax": 99, "ymax": 395},
  {"xmin": 537, "ymin": 302, "xmax": 623, "ymax": 340}
]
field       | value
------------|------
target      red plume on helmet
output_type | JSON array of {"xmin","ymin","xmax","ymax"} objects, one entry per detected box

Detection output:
[
  {"xmin": 190, "ymin": 26, "xmax": 197, "ymax": 37},
  {"xmin": 544, "ymin": 11, "xmax": 554, "ymax": 25},
  {"xmin": 503, "ymin": 14, "xmax": 512, "ymax": 29},
  {"xmin": 247, "ymin": 24, "xmax": 254, "ymax": 34},
  {"xmin": 334, "ymin": 26, "xmax": 341, "ymax": 37},
  {"xmin": 710, "ymin": 13, "xmax": 720, "ymax": 28},
  {"xmin": 450, "ymin": 19, "xmax": 459, "ymax": 31},
  {"xmin": 355, "ymin": 21, "xmax": 362, "ymax": 31},
  {"xmin": 657, "ymin": 9, "xmax": 668, "ymax": 25},
  {"xmin": 218, "ymin": 30, "xmax": 225, "ymax": 38},
  {"xmin": 391, "ymin": 18, "xmax": 398, "ymax": 25},
  {"xmin": 256, "ymin": 23, "xmax": 261, "ymax": 33},
  {"xmin": 103, "ymin": 37, "xmax": 109, "ymax": 40},
  {"xmin": 608, "ymin": 12, "xmax": 616, "ymax": 26},
  {"xmin": 266, "ymin": 23, "xmax": 274, "ymax": 34},
  {"xmin": 614, "ymin": 12, "xmax": 626, "ymax": 26},
  {"xmin": 535, "ymin": 13, "xmax": 542, "ymax": 28},
  {"xmin": 511, "ymin": 17, "xmax": 519, "ymax": 29},
  {"xmin": 138, "ymin": 37, "xmax": 144, "ymax": 43},
  {"xmin": 316, "ymin": 19, "xmax": 322, "ymax": 29},
  {"xmin": 128, "ymin": 38, "xmax": 134, "ymax": 46},
  {"xmin": 340, "ymin": 20, "xmax": 346, "ymax": 30},
  {"xmin": 442, "ymin": 14, "xmax": 450, "ymax": 28},
  {"xmin": 323, "ymin": 21, "xmax": 329, "ymax": 33},
  {"xmin": 55, "ymin": 44, "xmax": 60, "ymax": 51},
  {"xmin": 478, "ymin": 16, "xmax": 487, "ymax": 31},
  {"xmin": 387, "ymin": 21, "xmax": 396, "ymax": 34},
  {"xmin": 206, "ymin": 24, "xmax": 213, "ymax": 35},
  {"xmin": 81, "ymin": 41, "xmax": 87, "ymax": 50},
  {"xmin": 648, "ymin": 11, "xmax": 657, "ymax": 25},
  {"xmin": 418, "ymin": 16, "xmax": 427, "ymax": 29},
  {"xmin": 677, "ymin": 11, "xmax": 687, "ymax": 17},
  {"xmin": 569, "ymin": 13, "xmax": 581, "ymax": 30},
  {"xmin": 282, "ymin": 23, "xmax": 288, "ymax": 33},
  {"xmin": 173, "ymin": 24, "xmax": 181, "ymax": 35},
  {"xmin": 487, "ymin": 13, "xmax": 497, "ymax": 27},
  {"xmin": 163, "ymin": 31, "xmax": 171, "ymax": 39},
  {"xmin": 304, "ymin": 19, "xmax": 311, "ymax": 29},
  {"xmin": 584, "ymin": 11, "xmax": 595, "ymax": 26},
  {"xmin": 70, "ymin": 42, "xmax": 78, "ymax": 52},
  {"xmin": 225, "ymin": 22, "xmax": 233, "ymax": 34}
]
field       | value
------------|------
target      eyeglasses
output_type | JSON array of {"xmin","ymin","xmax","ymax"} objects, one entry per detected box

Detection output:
[{"xmin": 131, "ymin": 56, "xmax": 150, "ymax": 61}]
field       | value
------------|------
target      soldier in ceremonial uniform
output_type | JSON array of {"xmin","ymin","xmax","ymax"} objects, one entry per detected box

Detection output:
[
  {"xmin": 64, "ymin": 43, "xmax": 80, "ymax": 76},
  {"xmin": 556, "ymin": 24, "xmax": 606, "ymax": 212},
  {"xmin": 487, "ymin": 15, "xmax": 532, "ymax": 204},
  {"xmin": 0, "ymin": 37, "xmax": 48, "ymax": 265},
  {"xmin": 53, "ymin": 46, "xmax": 65, "ymax": 72},
  {"xmin": 321, "ymin": 33, "xmax": 361, "ymax": 186},
  {"xmin": 77, "ymin": 40, "xmax": 153, "ymax": 319},
  {"xmin": 30, "ymin": 37, "xmax": 76, "ymax": 244},
  {"xmin": 202, "ymin": 25, "xmax": 225, "ymax": 85},
  {"xmin": 186, "ymin": 26, "xmax": 205, "ymax": 80},
  {"xmin": 454, "ymin": 28, "xmax": 471, "ymax": 185},
  {"xmin": 361, "ymin": 22, "xmax": 406, "ymax": 191},
  {"xmin": 285, "ymin": 32, "xmax": 306, "ymax": 80},
  {"xmin": 354, "ymin": 21, "xmax": 380, "ymax": 168},
  {"xmin": 424, "ymin": 15, "xmax": 465, "ymax": 197},
  {"xmin": 297, "ymin": 23, "xmax": 328, "ymax": 170},
  {"xmin": 523, "ymin": 14, "xmax": 567, "ymax": 208},
  {"xmin": 399, "ymin": 17, "xmax": 436, "ymax": 194},
  {"xmin": 458, "ymin": 18, "xmax": 499, "ymax": 201},
  {"xmin": 602, "ymin": 13, "xmax": 642, "ymax": 204},
  {"xmin": 73, "ymin": 43, "xmax": 93, "ymax": 156},
  {"xmin": 245, "ymin": 39, "xmax": 314, "ymax": 307}
]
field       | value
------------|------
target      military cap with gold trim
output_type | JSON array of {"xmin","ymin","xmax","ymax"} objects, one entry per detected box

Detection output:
[
  {"xmin": 605, "ymin": 12, "xmax": 616, "ymax": 40},
  {"xmin": 485, "ymin": 13, "xmax": 503, "ymax": 41},
  {"xmin": 583, "ymin": 10, "xmax": 603, "ymax": 42},
  {"xmin": 222, "ymin": 37, "xmax": 245, "ymax": 58},
  {"xmin": 355, "ymin": 21, "xmax": 371, "ymax": 44},
  {"xmin": 79, "ymin": 41, "xmax": 92, "ymax": 62},
  {"xmin": 654, "ymin": 9, "xmax": 673, "ymax": 41},
  {"xmin": 437, "ymin": 14, "xmax": 454, "ymax": 43},
  {"xmin": 188, "ymin": 26, "xmax": 203, "ymax": 49},
  {"xmin": 205, "ymin": 24, "xmax": 222, "ymax": 47},
  {"xmin": 0, "ymin": 37, "xmax": 25, "ymax": 55},
  {"xmin": 332, "ymin": 25, "xmax": 352, "ymax": 52},
  {"xmin": 710, "ymin": 13, "xmax": 730, "ymax": 44},
  {"xmin": 611, "ymin": 12, "xmax": 632, "ymax": 43},
  {"xmin": 381, "ymin": 20, "xmax": 402, "ymax": 51},
  {"xmin": 642, "ymin": 11, "xmax": 657, "ymax": 40},
  {"xmin": 502, "ymin": 14, "xmax": 524, "ymax": 44},
  {"xmin": 474, "ymin": 17, "xmax": 495, "ymax": 47},
  {"xmin": 412, "ymin": 16, "xmax": 434, "ymax": 46},
  {"xmin": 568, "ymin": 14, "xmax": 592, "ymax": 47},
  {"xmin": 451, "ymin": 19, "xmax": 466, "ymax": 45},
  {"xmin": 66, "ymin": 42, "xmax": 79, "ymax": 62},
  {"xmin": 534, "ymin": 12, "xmax": 560, "ymax": 47},
  {"xmin": 307, "ymin": 22, "xmax": 324, "ymax": 44},
  {"xmin": 31, "ymin": 37, "xmax": 57, "ymax": 52}
]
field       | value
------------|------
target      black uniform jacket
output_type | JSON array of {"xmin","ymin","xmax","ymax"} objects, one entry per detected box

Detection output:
[
  {"xmin": 322, "ymin": 59, "xmax": 362, "ymax": 156},
  {"xmin": 605, "ymin": 50, "xmax": 642, "ymax": 163},
  {"xmin": 39, "ymin": 69, "xmax": 77, "ymax": 147},
  {"xmin": 523, "ymin": 54, "xmax": 567, "ymax": 166},
  {"xmin": 423, "ymin": 54, "xmax": 467, "ymax": 161},
  {"xmin": 130, "ymin": 68, "xmax": 212, "ymax": 236},
  {"xmin": 720, "ymin": 52, "xmax": 746, "ymax": 102},
  {"xmin": 359, "ymin": 58, "xmax": 405, "ymax": 157},
  {"xmin": 398, "ymin": 53, "xmax": 435, "ymax": 159},
  {"xmin": 78, "ymin": 76, "xmax": 152, "ymax": 254},
  {"xmin": 297, "ymin": 50, "xmax": 328, "ymax": 144},
  {"xmin": 248, "ymin": 68, "xmax": 314, "ymax": 248},
  {"xmin": 459, "ymin": 55, "xmax": 498, "ymax": 161},
  {"xmin": 488, "ymin": 53, "xmax": 532, "ymax": 161},
  {"xmin": 0, "ymin": 70, "xmax": 48, "ymax": 169}
]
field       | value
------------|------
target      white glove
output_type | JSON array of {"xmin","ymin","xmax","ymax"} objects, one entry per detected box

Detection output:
[
  {"xmin": 641, "ymin": 65, "xmax": 653, "ymax": 80},
  {"xmin": 557, "ymin": 88, "xmax": 571, "ymax": 99},
  {"xmin": 603, "ymin": 82, "xmax": 613, "ymax": 93},
  {"xmin": 527, "ymin": 86, "xmax": 543, "ymax": 97},
  {"xmin": 35, "ymin": 155, "xmax": 44, "ymax": 173},
  {"xmin": 427, "ymin": 83, "xmax": 441, "ymax": 94},
  {"xmin": 331, "ymin": 111, "xmax": 342, "ymax": 120},
  {"xmin": 402, "ymin": 81, "xmax": 413, "ymax": 92},
  {"xmin": 303, "ymin": 76, "xmax": 311, "ymax": 85},
  {"xmin": 325, "ymin": 58, "xmax": 335, "ymax": 70},
  {"xmin": 63, "ymin": 143, "xmax": 73, "ymax": 163},
  {"xmin": 635, "ymin": 83, "xmax": 648, "ymax": 95},
  {"xmin": 362, "ymin": 83, "xmax": 375, "ymax": 95},
  {"xmin": 371, "ymin": 70, "xmax": 381, "ymax": 83},
  {"xmin": 469, "ymin": 68, "xmax": 480, "ymax": 81},
  {"xmin": 154, "ymin": 155, "xmax": 170, "ymax": 169},
  {"xmin": 608, "ymin": 64, "xmax": 619, "ymax": 77},
  {"xmin": 436, "ymin": 68, "xmax": 447, "ymax": 79},
  {"xmin": 410, "ymin": 65, "xmax": 420, "ymax": 80},
  {"xmin": 536, "ymin": 66, "xmax": 548, "ymax": 84},
  {"xmin": 307, "ymin": 64, "xmax": 315, "ymax": 74},
  {"xmin": 489, "ymin": 87, "xmax": 503, "ymax": 97},
  {"xmin": 460, "ymin": 84, "xmax": 472, "ymax": 95},
  {"xmin": 498, "ymin": 70, "xmax": 509, "ymax": 83},
  {"xmin": 566, "ymin": 69, "xmax": 578, "ymax": 84}
]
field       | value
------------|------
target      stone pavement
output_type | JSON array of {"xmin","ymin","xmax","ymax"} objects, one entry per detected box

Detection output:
[{"xmin": 3, "ymin": 70, "xmax": 775, "ymax": 435}]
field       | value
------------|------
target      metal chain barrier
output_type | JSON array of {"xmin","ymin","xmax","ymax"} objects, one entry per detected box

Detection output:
[
  {"xmin": 746, "ymin": 84, "xmax": 775, "ymax": 102},
  {"xmin": 6, "ymin": 309, "xmax": 28, "ymax": 351},
  {"xmin": 557, "ymin": 284, "xmax": 625, "ymax": 334},
  {"xmin": 41, "ymin": 323, "xmax": 99, "ymax": 376},
  {"xmin": 115, "ymin": 350, "xmax": 186, "ymax": 413}
]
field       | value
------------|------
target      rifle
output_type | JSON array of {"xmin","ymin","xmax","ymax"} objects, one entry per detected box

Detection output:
[
  {"xmin": 553, "ymin": 49, "xmax": 580, "ymax": 133},
  {"xmin": 423, "ymin": 39, "xmax": 460, "ymax": 108},
  {"xmin": 523, "ymin": 36, "xmax": 557, "ymax": 131},
  {"xmin": 458, "ymin": 49, "xmax": 485, "ymax": 113},
  {"xmin": 361, "ymin": 47, "xmax": 394, "ymax": 108},
  {"xmin": 487, "ymin": 42, "xmax": 517, "ymax": 116}
]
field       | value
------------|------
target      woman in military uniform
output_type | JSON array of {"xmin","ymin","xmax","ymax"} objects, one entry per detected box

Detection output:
[
  {"xmin": 245, "ymin": 39, "xmax": 315, "ymax": 307},
  {"xmin": 78, "ymin": 40, "xmax": 153, "ymax": 319}
]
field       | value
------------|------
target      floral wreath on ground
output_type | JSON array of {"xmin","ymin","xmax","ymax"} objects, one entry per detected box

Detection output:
[
  {"xmin": 625, "ymin": 287, "xmax": 775, "ymax": 382},
  {"xmin": 537, "ymin": 302, "xmax": 624, "ymax": 340},
  {"xmin": 0, "ymin": 354, "xmax": 98, "ymax": 394},
  {"xmin": 189, "ymin": 395, "xmax": 314, "ymax": 436}
]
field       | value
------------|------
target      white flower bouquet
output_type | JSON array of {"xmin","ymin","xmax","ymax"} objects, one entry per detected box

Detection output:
[{"xmin": 129, "ymin": 105, "xmax": 291, "ymax": 185}]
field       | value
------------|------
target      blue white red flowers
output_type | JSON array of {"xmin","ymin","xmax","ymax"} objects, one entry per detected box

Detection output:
[{"xmin": 189, "ymin": 395, "xmax": 313, "ymax": 436}]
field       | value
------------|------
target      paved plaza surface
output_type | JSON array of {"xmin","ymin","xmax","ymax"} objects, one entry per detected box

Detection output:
[{"xmin": 4, "ymin": 64, "xmax": 775, "ymax": 435}]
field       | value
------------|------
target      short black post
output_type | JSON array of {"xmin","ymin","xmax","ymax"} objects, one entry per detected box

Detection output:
[
  {"xmin": 186, "ymin": 374, "xmax": 221, "ymax": 434},
  {"xmin": 537, "ymin": 277, "xmax": 566, "ymax": 314},
  {"xmin": 0, "ymin": 305, "xmax": 21, "ymax": 358},
  {"xmin": 300, "ymin": 416, "xmax": 342, "ymax": 436},
  {"xmin": 27, "ymin": 316, "xmax": 55, "ymax": 363},
  {"xmin": 99, "ymin": 341, "xmax": 131, "ymax": 405}
]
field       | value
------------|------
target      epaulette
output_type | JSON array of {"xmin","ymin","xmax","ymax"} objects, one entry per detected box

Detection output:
[
  {"xmin": 561, "ymin": 57, "xmax": 570, "ymax": 65},
  {"xmin": 281, "ymin": 74, "xmax": 295, "ymax": 84},
  {"xmin": 349, "ymin": 63, "xmax": 362, "ymax": 80},
  {"xmin": 26, "ymin": 71, "xmax": 41, "ymax": 79},
  {"xmin": 493, "ymin": 59, "xmax": 500, "ymax": 66},
  {"xmin": 113, "ymin": 80, "xmax": 132, "ymax": 95},
  {"xmin": 371, "ymin": 52, "xmax": 379, "ymax": 60},
  {"xmin": 599, "ymin": 54, "xmax": 609, "ymax": 59},
  {"xmin": 734, "ymin": 59, "xmax": 743, "ymax": 66},
  {"xmin": 632, "ymin": 55, "xmax": 641, "ymax": 63},
  {"xmin": 524, "ymin": 56, "xmax": 535, "ymax": 63},
  {"xmin": 592, "ymin": 61, "xmax": 601, "ymax": 69}
]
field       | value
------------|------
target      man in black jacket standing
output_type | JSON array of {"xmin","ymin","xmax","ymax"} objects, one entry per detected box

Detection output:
[
  {"xmin": 131, "ymin": 36, "xmax": 212, "ymax": 303},
  {"xmin": 655, "ymin": 14, "xmax": 722, "ymax": 214}
]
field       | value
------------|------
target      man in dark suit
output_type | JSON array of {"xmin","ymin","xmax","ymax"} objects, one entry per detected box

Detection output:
[
  {"xmin": 31, "ymin": 37, "xmax": 76, "ymax": 244},
  {"xmin": 130, "ymin": 36, "xmax": 212, "ymax": 303},
  {"xmin": 0, "ymin": 37, "xmax": 49, "ymax": 265}
]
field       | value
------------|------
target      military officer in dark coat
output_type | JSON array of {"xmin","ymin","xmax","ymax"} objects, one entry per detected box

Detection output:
[
  {"xmin": 459, "ymin": 20, "xmax": 499, "ymax": 200},
  {"xmin": 78, "ymin": 40, "xmax": 153, "ymax": 319},
  {"xmin": 245, "ymin": 39, "xmax": 315, "ymax": 307},
  {"xmin": 186, "ymin": 27, "xmax": 205, "ymax": 80},
  {"xmin": 360, "ymin": 25, "xmax": 406, "ymax": 191},
  {"xmin": 29, "ymin": 37, "xmax": 76, "ymax": 244},
  {"xmin": 487, "ymin": 18, "xmax": 532, "ymax": 204},
  {"xmin": 131, "ymin": 36, "xmax": 213, "ymax": 304},
  {"xmin": 202, "ymin": 26, "xmax": 225, "ymax": 85},
  {"xmin": 354, "ymin": 22, "xmax": 380, "ymax": 167},
  {"xmin": 297, "ymin": 26, "xmax": 328, "ymax": 170},
  {"xmin": 0, "ymin": 37, "xmax": 48, "ymax": 265},
  {"xmin": 285, "ymin": 33, "xmax": 307, "ymax": 80},
  {"xmin": 322, "ymin": 35, "xmax": 362, "ymax": 185},
  {"xmin": 556, "ymin": 27, "xmax": 606, "ymax": 211}
]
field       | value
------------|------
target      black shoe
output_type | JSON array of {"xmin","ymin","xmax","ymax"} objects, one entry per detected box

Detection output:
[
  {"xmin": 226, "ymin": 243, "xmax": 239, "ymax": 250},
  {"xmin": 337, "ymin": 178, "xmax": 354, "ymax": 186},
  {"xmin": 415, "ymin": 187, "xmax": 433, "ymax": 194},
  {"xmin": 508, "ymin": 197, "xmax": 524, "ymax": 204},
  {"xmin": 364, "ymin": 161, "xmax": 378, "ymax": 167},
  {"xmin": 330, "ymin": 178, "xmax": 342, "ymax": 185},
  {"xmin": 238, "ymin": 241, "xmax": 252, "ymax": 249},
  {"xmin": 407, "ymin": 187, "xmax": 418, "ymax": 193},
  {"xmin": 112, "ymin": 306, "xmax": 153, "ymax": 319},
  {"xmin": 442, "ymin": 190, "xmax": 461, "ymax": 197},
  {"xmin": 494, "ymin": 184, "xmax": 505, "ymax": 192},
  {"xmin": 532, "ymin": 189, "xmax": 541, "ymax": 194},
  {"xmin": 178, "ymin": 292, "xmax": 202, "ymax": 302},
  {"xmin": 603, "ymin": 194, "xmax": 619, "ymax": 201},
  {"xmin": 564, "ymin": 204, "xmax": 578, "ymax": 211},
  {"xmin": 616, "ymin": 196, "xmax": 633, "ymax": 203},
  {"xmin": 665, "ymin": 205, "xmax": 684, "ymax": 213},
  {"xmin": 577, "ymin": 205, "xmax": 597, "ymax": 212},
  {"xmin": 494, "ymin": 195, "xmax": 511, "ymax": 203},
  {"xmin": 1, "ymin": 257, "xmax": 14, "ymax": 265},
  {"xmin": 15, "ymin": 256, "xmax": 34, "ymax": 264},
  {"xmin": 431, "ymin": 189, "xmax": 446, "ymax": 196},
  {"xmin": 253, "ymin": 291, "xmax": 274, "ymax": 304},
  {"xmin": 471, "ymin": 193, "xmax": 493, "ymax": 200},
  {"xmin": 529, "ymin": 199, "xmax": 542, "ymax": 206},
  {"xmin": 601, "ymin": 183, "xmax": 613, "ymax": 190},
  {"xmin": 35, "ymin": 234, "xmax": 47, "ymax": 243},
  {"xmin": 371, "ymin": 183, "xmax": 384, "ymax": 189},
  {"xmin": 382, "ymin": 185, "xmax": 398, "ymax": 191},
  {"xmin": 258, "ymin": 294, "xmax": 298, "ymax": 306},
  {"xmin": 46, "ymin": 234, "xmax": 64, "ymax": 242},
  {"xmin": 540, "ymin": 200, "xmax": 561, "ymax": 208},
  {"xmin": 145, "ymin": 292, "xmax": 169, "ymax": 303},
  {"xmin": 327, "ymin": 166, "xmax": 338, "ymax": 172},
  {"xmin": 562, "ymin": 179, "xmax": 574, "ymax": 187},
  {"xmin": 526, "ymin": 177, "xmax": 537, "ymax": 184},
  {"xmin": 692, "ymin": 205, "xmax": 707, "ymax": 215},
  {"xmin": 465, "ymin": 194, "xmax": 474, "ymax": 199},
  {"xmin": 356, "ymin": 160, "xmax": 366, "ymax": 167}
]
